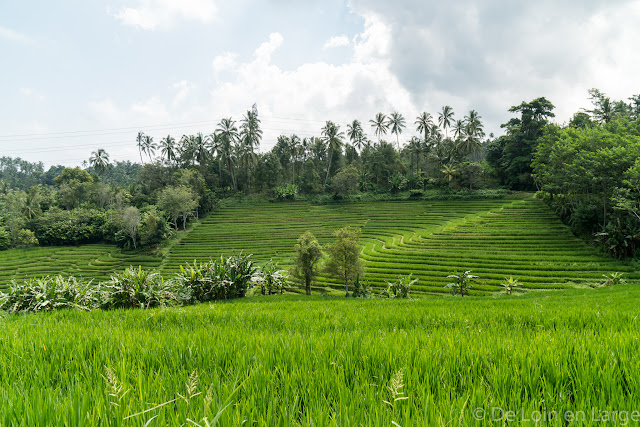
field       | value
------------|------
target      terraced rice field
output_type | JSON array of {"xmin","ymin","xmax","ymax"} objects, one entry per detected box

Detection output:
[
  {"xmin": 161, "ymin": 197, "xmax": 639, "ymax": 295},
  {"xmin": 0, "ymin": 245, "xmax": 160, "ymax": 291}
]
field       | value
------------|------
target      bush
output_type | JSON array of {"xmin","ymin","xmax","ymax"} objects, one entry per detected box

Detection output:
[
  {"xmin": 275, "ymin": 184, "xmax": 297, "ymax": 200},
  {"xmin": 351, "ymin": 275, "xmax": 372, "ymax": 298},
  {"xmin": 98, "ymin": 266, "xmax": 182, "ymax": 309},
  {"xmin": 254, "ymin": 261, "xmax": 288, "ymax": 295},
  {"xmin": 173, "ymin": 253, "xmax": 258, "ymax": 302},
  {"xmin": 384, "ymin": 274, "xmax": 416, "ymax": 299},
  {"xmin": 0, "ymin": 276, "xmax": 100, "ymax": 313},
  {"xmin": 0, "ymin": 228, "xmax": 11, "ymax": 251}
]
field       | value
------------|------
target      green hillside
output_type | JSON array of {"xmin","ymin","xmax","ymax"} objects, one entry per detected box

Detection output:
[
  {"xmin": 0, "ymin": 245, "xmax": 160, "ymax": 290},
  {"xmin": 160, "ymin": 197, "xmax": 639, "ymax": 294}
]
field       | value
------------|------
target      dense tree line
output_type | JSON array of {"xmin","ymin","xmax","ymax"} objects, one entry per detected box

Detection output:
[{"xmin": 1, "ymin": 92, "xmax": 638, "ymax": 257}]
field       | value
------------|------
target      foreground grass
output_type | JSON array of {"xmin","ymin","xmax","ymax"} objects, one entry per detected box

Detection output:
[{"xmin": 1, "ymin": 286, "xmax": 639, "ymax": 426}]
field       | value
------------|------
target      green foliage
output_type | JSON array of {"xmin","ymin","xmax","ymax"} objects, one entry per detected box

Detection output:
[
  {"xmin": 487, "ymin": 97, "xmax": 555, "ymax": 190},
  {"xmin": 173, "ymin": 254, "xmax": 258, "ymax": 302},
  {"xmin": 0, "ymin": 228, "xmax": 11, "ymax": 251},
  {"xmin": 350, "ymin": 275, "xmax": 371, "ymax": 298},
  {"xmin": 0, "ymin": 275, "xmax": 99, "ymax": 313},
  {"xmin": 30, "ymin": 207, "xmax": 111, "ymax": 245},
  {"xmin": 274, "ymin": 184, "xmax": 297, "ymax": 200},
  {"xmin": 445, "ymin": 270, "xmax": 478, "ymax": 297},
  {"xmin": 325, "ymin": 226, "xmax": 364, "ymax": 296},
  {"xmin": 291, "ymin": 231, "xmax": 323, "ymax": 295},
  {"xmin": 157, "ymin": 185, "xmax": 199, "ymax": 230},
  {"xmin": 502, "ymin": 276, "xmax": 522, "ymax": 295},
  {"xmin": 384, "ymin": 274, "xmax": 416, "ymax": 298},
  {"xmin": 330, "ymin": 165, "xmax": 359, "ymax": 197},
  {"xmin": 254, "ymin": 261, "xmax": 288, "ymax": 295},
  {"xmin": 99, "ymin": 266, "xmax": 180, "ymax": 309},
  {"xmin": 53, "ymin": 167, "xmax": 94, "ymax": 186},
  {"xmin": 600, "ymin": 272, "xmax": 627, "ymax": 287},
  {"xmin": 2, "ymin": 287, "xmax": 640, "ymax": 424}
]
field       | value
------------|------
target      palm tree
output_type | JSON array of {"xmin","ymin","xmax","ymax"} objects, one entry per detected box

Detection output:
[
  {"xmin": 239, "ymin": 105, "xmax": 262, "ymax": 193},
  {"xmin": 407, "ymin": 137, "xmax": 422, "ymax": 175},
  {"xmin": 136, "ymin": 131, "xmax": 145, "ymax": 164},
  {"xmin": 453, "ymin": 120, "xmax": 465, "ymax": 140},
  {"xmin": 347, "ymin": 120, "xmax": 364, "ymax": 152},
  {"xmin": 89, "ymin": 148, "xmax": 110, "ymax": 175},
  {"xmin": 289, "ymin": 134, "xmax": 301, "ymax": 185},
  {"xmin": 142, "ymin": 135, "xmax": 156, "ymax": 162},
  {"xmin": 440, "ymin": 163, "xmax": 457, "ymax": 187},
  {"xmin": 178, "ymin": 135, "xmax": 195, "ymax": 167},
  {"xmin": 438, "ymin": 106, "xmax": 454, "ymax": 138},
  {"xmin": 369, "ymin": 113, "xmax": 388, "ymax": 143},
  {"xmin": 388, "ymin": 111, "xmax": 406, "ymax": 149},
  {"xmin": 415, "ymin": 112, "xmax": 433, "ymax": 145},
  {"xmin": 465, "ymin": 110, "xmax": 484, "ymax": 138},
  {"xmin": 216, "ymin": 117, "xmax": 239, "ymax": 190},
  {"xmin": 321, "ymin": 121, "xmax": 344, "ymax": 188},
  {"xmin": 159, "ymin": 135, "xmax": 177, "ymax": 165}
]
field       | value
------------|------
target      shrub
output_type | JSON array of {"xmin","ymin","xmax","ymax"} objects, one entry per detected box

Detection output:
[
  {"xmin": 174, "ymin": 253, "xmax": 258, "ymax": 302},
  {"xmin": 445, "ymin": 270, "xmax": 478, "ymax": 297},
  {"xmin": 99, "ymin": 266, "xmax": 181, "ymax": 309},
  {"xmin": 384, "ymin": 274, "xmax": 416, "ymax": 299},
  {"xmin": 351, "ymin": 275, "xmax": 372, "ymax": 298},
  {"xmin": 0, "ymin": 275, "xmax": 99, "ymax": 313},
  {"xmin": 275, "ymin": 184, "xmax": 297, "ymax": 200},
  {"xmin": 502, "ymin": 276, "xmax": 522, "ymax": 295},
  {"xmin": 254, "ymin": 261, "xmax": 288, "ymax": 295}
]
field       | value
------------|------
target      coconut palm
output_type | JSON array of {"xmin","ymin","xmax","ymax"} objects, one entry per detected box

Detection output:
[
  {"xmin": 289, "ymin": 134, "xmax": 301, "ymax": 185},
  {"xmin": 464, "ymin": 110, "xmax": 484, "ymax": 138},
  {"xmin": 440, "ymin": 163, "xmax": 457, "ymax": 187},
  {"xmin": 159, "ymin": 135, "xmax": 177, "ymax": 165},
  {"xmin": 369, "ymin": 113, "xmax": 389, "ymax": 143},
  {"xmin": 191, "ymin": 133, "xmax": 209, "ymax": 166},
  {"xmin": 388, "ymin": 111, "xmax": 406, "ymax": 149},
  {"xmin": 89, "ymin": 148, "xmax": 110, "ymax": 175},
  {"xmin": 136, "ymin": 131, "xmax": 145, "ymax": 164},
  {"xmin": 142, "ymin": 135, "xmax": 156, "ymax": 162},
  {"xmin": 216, "ymin": 117, "xmax": 239, "ymax": 190},
  {"xmin": 438, "ymin": 105, "xmax": 454, "ymax": 138},
  {"xmin": 407, "ymin": 137, "xmax": 422, "ymax": 175},
  {"xmin": 239, "ymin": 105, "xmax": 262, "ymax": 193},
  {"xmin": 453, "ymin": 120, "xmax": 465, "ymax": 140},
  {"xmin": 415, "ymin": 112, "xmax": 433, "ymax": 145},
  {"xmin": 321, "ymin": 121, "xmax": 344, "ymax": 188},
  {"xmin": 347, "ymin": 120, "xmax": 364, "ymax": 152}
]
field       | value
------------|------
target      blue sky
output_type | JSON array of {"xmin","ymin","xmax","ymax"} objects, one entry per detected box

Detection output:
[{"xmin": 1, "ymin": 0, "xmax": 639, "ymax": 168}]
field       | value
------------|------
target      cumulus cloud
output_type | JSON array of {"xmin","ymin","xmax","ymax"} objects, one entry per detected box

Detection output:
[
  {"xmin": 346, "ymin": 0, "xmax": 640, "ymax": 131},
  {"xmin": 323, "ymin": 35, "xmax": 350, "ymax": 49},
  {"xmin": 208, "ymin": 25, "xmax": 418, "ymax": 149},
  {"xmin": 112, "ymin": 0, "xmax": 217, "ymax": 30}
]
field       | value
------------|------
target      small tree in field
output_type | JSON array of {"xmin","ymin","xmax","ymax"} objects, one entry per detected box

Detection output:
[
  {"xmin": 445, "ymin": 270, "xmax": 478, "ymax": 297},
  {"xmin": 325, "ymin": 226, "xmax": 364, "ymax": 296},
  {"xmin": 291, "ymin": 232, "xmax": 323, "ymax": 295}
]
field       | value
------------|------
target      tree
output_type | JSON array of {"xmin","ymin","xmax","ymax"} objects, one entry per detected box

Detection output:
[
  {"xmin": 157, "ymin": 185, "xmax": 199, "ymax": 230},
  {"xmin": 239, "ymin": 105, "xmax": 262, "ymax": 193},
  {"xmin": 415, "ymin": 112, "xmax": 433, "ymax": 144},
  {"xmin": 159, "ymin": 135, "xmax": 177, "ymax": 165},
  {"xmin": 89, "ymin": 149, "xmax": 110, "ymax": 176},
  {"xmin": 388, "ymin": 111, "xmax": 406, "ymax": 149},
  {"xmin": 136, "ymin": 131, "xmax": 145, "ymax": 164},
  {"xmin": 369, "ymin": 113, "xmax": 389, "ymax": 143},
  {"xmin": 440, "ymin": 164, "xmax": 457, "ymax": 187},
  {"xmin": 142, "ymin": 135, "xmax": 156, "ymax": 162},
  {"xmin": 325, "ymin": 226, "xmax": 364, "ymax": 296},
  {"xmin": 121, "ymin": 206, "xmax": 140, "ymax": 249},
  {"xmin": 291, "ymin": 231, "xmax": 323, "ymax": 295},
  {"xmin": 331, "ymin": 165, "xmax": 359, "ymax": 197},
  {"xmin": 487, "ymin": 97, "xmax": 555, "ymax": 190},
  {"xmin": 347, "ymin": 120, "xmax": 365, "ymax": 152},
  {"xmin": 438, "ymin": 106, "xmax": 454, "ymax": 138},
  {"xmin": 216, "ymin": 118, "xmax": 239, "ymax": 190},
  {"xmin": 321, "ymin": 121, "xmax": 344, "ymax": 188}
]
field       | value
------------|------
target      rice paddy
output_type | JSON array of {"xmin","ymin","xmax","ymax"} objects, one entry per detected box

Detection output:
[
  {"xmin": 1, "ymin": 286, "xmax": 638, "ymax": 425},
  {"xmin": 160, "ymin": 197, "xmax": 639, "ymax": 295},
  {"xmin": 0, "ymin": 245, "xmax": 160, "ymax": 291}
]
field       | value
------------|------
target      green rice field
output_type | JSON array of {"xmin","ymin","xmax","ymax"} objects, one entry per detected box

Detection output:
[
  {"xmin": 0, "ymin": 245, "xmax": 160, "ymax": 291},
  {"xmin": 159, "ymin": 197, "xmax": 639, "ymax": 294},
  {"xmin": 1, "ymin": 286, "xmax": 639, "ymax": 425}
]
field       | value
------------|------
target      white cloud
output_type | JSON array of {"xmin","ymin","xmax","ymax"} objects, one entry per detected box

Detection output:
[
  {"xmin": 172, "ymin": 80, "xmax": 196, "ymax": 106},
  {"xmin": 0, "ymin": 26, "xmax": 34, "ymax": 44},
  {"xmin": 208, "ymin": 23, "xmax": 418, "ymax": 150},
  {"xmin": 112, "ymin": 0, "xmax": 217, "ymax": 30},
  {"xmin": 323, "ymin": 35, "xmax": 350, "ymax": 49}
]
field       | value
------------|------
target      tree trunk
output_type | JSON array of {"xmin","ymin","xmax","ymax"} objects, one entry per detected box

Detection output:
[{"xmin": 324, "ymin": 148, "xmax": 333, "ymax": 188}]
